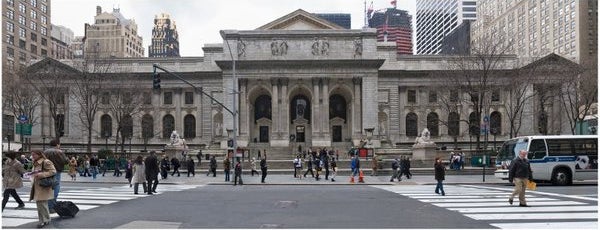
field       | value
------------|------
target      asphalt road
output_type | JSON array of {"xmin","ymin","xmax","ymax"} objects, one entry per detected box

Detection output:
[{"xmin": 4, "ymin": 182, "xmax": 597, "ymax": 229}]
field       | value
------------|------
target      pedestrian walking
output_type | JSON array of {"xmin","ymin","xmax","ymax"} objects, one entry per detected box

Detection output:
[
  {"xmin": 144, "ymin": 151, "xmax": 159, "ymax": 194},
  {"xmin": 77, "ymin": 156, "xmax": 85, "ymax": 177},
  {"xmin": 390, "ymin": 158, "xmax": 401, "ymax": 182},
  {"xmin": 371, "ymin": 154, "xmax": 379, "ymax": 176},
  {"xmin": 223, "ymin": 157, "xmax": 231, "ymax": 182},
  {"xmin": 83, "ymin": 155, "xmax": 91, "ymax": 177},
  {"xmin": 99, "ymin": 159, "xmax": 107, "ymax": 177},
  {"xmin": 404, "ymin": 157, "xmax": 412, "ymax": 179},
  {"xmin": 508, "ymin": 150, "xmax": 533, "ymax": 207},
  {"xmin": 187, "ymin": 156, "xmax": 195, "ymax": 177},
  {"xmin": 350, "ymin": 154, "xmax": 360, "ymax": 183},
  {"xmin": 292, "ymin": 155, "xmax": 302, "ymax": 178},
  {"xmin": 250, "ymin": 157, "xmax": 259, "ymax": 176},
  {"xmin": 208, "ymin": 156, "xmax": 217, "ymax": 177},
  {"xmin": 330, "ymin": 157, "xmax": 337, "ymax": 182},
  {"xmin": 260, "ymin": 156, "xmax": 268, "ymax": 183},
  {"xmin": 90, "ymin": 154, "xmax": 100, "ymax": 179},
  {"xmin": 29, "ymin": 149, "xmax": 56, "ymax": 228},
  {"xmin": 302, "ymin": 155, "xmax": 312, "ymax": 178},
  {"xmin": 113, "ymin": 155, "xmax": 123, "ymax": 177},
  {"xmin": 132, "ymin": 155, "xmax": 147, "ymax": 194},
  {"xmin": 233, "ymin": 160, "xmax": 243, "ymax": 186},
  {"xmin": 434, "ymin": 157, "xmax": 446, "ymax": 196},
  {"xmin": 160, "ymin": 155, "xmax": 170, "ymax": 179},
  {"xmin": 42, "ymin": 139, "xmax": 67, "ymax": 213},
  {"xmin": 314, "ymin": 155, "xmax": 322, "ymax": 181},
  {"xmin": 68, "ymin": 157, "xmax": 77, "ymax": 181},
  {"xmin": 323, "ymin": 153, "xmax": 330, "ymax": 180},
  {"xmin": 2, "ymin": 151, "xmax": 26, "ymax": 211},
  {"xmin": 171, "ymin": 157, "xmax": 181, "ymax": 177},
  {"xmin": 196, "ymin": 151, "xmax": 202, "ymax": 167},
  {"xmin": 125, "ymin": 159, "xmax": 133, "ymax": 187}
]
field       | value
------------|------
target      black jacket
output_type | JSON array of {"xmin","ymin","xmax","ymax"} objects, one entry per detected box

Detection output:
[
  {"xmin": 434, "ymin": 162, "xmax": 445, "ymax": 181},
  {"xmin": 144, "ymin": 155, "xmax": 159, "ymax": 177},
  {"xmin": 508, "ymin": 157, "xmax": 533, "ymax": 181},
  {"xmin": 260, "ymin": 159, "xmax": 267, "ymax": 169},
  {"xmin": 210, "ymin": 158, "xmax": 217, "ymax": 169}
]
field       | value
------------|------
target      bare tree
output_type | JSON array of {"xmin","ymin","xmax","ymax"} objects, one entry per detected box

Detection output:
[
  {"xmin": 559, "ymin": 58, "xmax": 597, "ymax": 134},
  {"xmin": 433, "ymin": 85, "xmax": 469, "ymax": 149},
  {"xmin": 70, "ymin": 58, "xmax": 112, "ymax": 152},
  {"xmin": 2, "ymin": 68, "xmax": 42, "ymax": 149},
  {"xmin": 443, "ymin": 35, "xmax": 514, "ymax": 151},
  {"xmin": 106, "ymin": 81, "xmax": 145, "ymax": 152}
]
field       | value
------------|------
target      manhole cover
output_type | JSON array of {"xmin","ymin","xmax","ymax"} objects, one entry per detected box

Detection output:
[
  {"xmin": 260, "ymin": 224, "xmax": 283, "ymax": 228},
  {"xmin": 274, "ymin": 200, "xmax": 298, "ymax": 208}
]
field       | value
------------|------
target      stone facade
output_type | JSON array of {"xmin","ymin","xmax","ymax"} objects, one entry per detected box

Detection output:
[{"xmin": 21, "ymin": 9, "xmax": 577, "ymax": 153}]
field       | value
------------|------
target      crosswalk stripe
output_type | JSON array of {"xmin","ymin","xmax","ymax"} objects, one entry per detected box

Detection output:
[
  {"xmin": 421, "ymin": 197, "xmax": 556, "ymax": 203},
  {"xmin": 466, "ymin": 212, "xmax": 598, "ymax": 220},
  {"xmin": 490, "ymin": 221, "xmax": 598, "ymax": 229},
  {"xmin": 2, "ymin": 184, "xmax": 202, "ymax": 228},
  {"xmin": 449, "ymin": 205, "xmax": 598, "ymax": 213},
  {"xmin": 432, "ymin": 200, "xmax": 586, "ymax": 207},
  {"xmin": 408, "ymin": 195, "xmax": 536, "ymax": 199}
]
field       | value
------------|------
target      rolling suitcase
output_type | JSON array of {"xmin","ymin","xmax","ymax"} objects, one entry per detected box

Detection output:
[{"xmin": 54, "ymin": 201, "xmax": 79, "ymax": 218}]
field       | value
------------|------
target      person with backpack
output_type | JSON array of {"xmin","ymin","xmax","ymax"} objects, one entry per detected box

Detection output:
[
  {"xmin": 43, "ymin": 139, "xmax": 68, "ymax": 213},
  {"xmin": 260, "ymin": 156, "xmax": 268, "ymax": 183}
]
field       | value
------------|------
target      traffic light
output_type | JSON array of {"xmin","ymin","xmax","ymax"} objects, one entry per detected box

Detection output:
[{"xmin": 152, "ymin": 73, "xmax": 161, "ymax": 89}]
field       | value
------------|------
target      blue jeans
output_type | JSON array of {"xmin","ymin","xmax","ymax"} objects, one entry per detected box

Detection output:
[
  {"xmin": 351, "ymin": 168, "xmax": 359, "ymax": 177},
  {"xmin": 92, "ymin": 166, "xmax": 98, "ymax": 179},
  {"xmin": 435, "ymin": 180, "xmax": 445, "ymax": 195},
  {"xmin": 48, "ymin": 173, "xmax": 61, "ymax": 210}
]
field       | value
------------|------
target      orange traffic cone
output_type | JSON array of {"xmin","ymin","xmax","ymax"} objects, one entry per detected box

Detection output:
[
  {"xmin": 350, "ymin": 177, "xmax": 355, "ymax": 183},
  {"xmin": 358, "ymin": 170, "xmax": 365, "ymax": 183}
]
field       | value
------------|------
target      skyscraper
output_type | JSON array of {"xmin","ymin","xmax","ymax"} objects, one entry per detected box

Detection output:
[
  {"xmin": 416, "ymin": 0, "xmax": 477, "ymax": 54},
  {"xmin": 368, "ymin": 7, "xmax": 413, "ymax": 55},
  {"xmin": 314, "ymin": 13, "xmax": 351, "ymax": 29},
  {"xmin": 2, "ymin": 0, "xmax": 52, "ymax": 71},
  {"xmin": 471, "ymin": 0, "xmax": 597, "ymax": 64},
  {"xmin": 84, "ymin": 6, "xmax": 144, "ymax": 58},
  {"xmin": 149, "ymin": 13, "xmax": 180, "ymax": 58}
]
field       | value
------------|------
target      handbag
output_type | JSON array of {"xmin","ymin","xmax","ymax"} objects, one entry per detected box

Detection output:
[
  {"xmin": 38, "ymin": 160, "xmax": 57, "ymax": 188},
  {"xmin": 526, "ymin": 180, "xmax": 537, "ymax": 190}
]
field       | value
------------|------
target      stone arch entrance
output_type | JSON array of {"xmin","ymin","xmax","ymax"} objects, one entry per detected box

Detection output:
[
  {"xmin": 329, "ymin": 85, "xmax": 353, "ymax": 145},
  {"xmin": 247, "ymin": 86, "xmax": 272, "ymax": 144},
  {"xmin": 289, "ymin": 86, "xmax": 313, "ymax": 146}
]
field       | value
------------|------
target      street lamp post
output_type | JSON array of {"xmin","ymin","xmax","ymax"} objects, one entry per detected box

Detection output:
[{"xmin": 221, "ymin": 30, "xmax": 238, "ymax": 175}]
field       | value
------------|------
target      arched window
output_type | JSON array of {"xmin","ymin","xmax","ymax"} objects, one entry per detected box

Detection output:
[
  {"xmin": 141, "ymin": 114, "xmax": 153, "ymax": 139},
  {"xmin": 448, "ymin": 112, "xmax": 460, "ymax": 137},
  {"xmin": 329, "ymin": 94, "xmax": 347, "ymax": 122},
  {"xmin": 406, "ymin": 112, "xmax": 418, "ymax": 137},
  {"xmin": 162, "ymin": 114, "xmax": 175, "ymax": 138},
  {"xmin": 122, "ymin": 115, "xmax": 133, "ymax": 138},
  {"xmin": 184, "ymin": 114, "xmax": 196, "ymax": 138},
  {"xmin": 490, "ymin": 111, "xmax": 502, "ymax": 135},
  {"xmin": 56, "ymin": 114, "xmax": 65, "ymax": 137},
  {"xmin": 290, "ymin": 95, "xmax": 311, "ymax": 123},
  {"xmin": 469, "ymin": 112, "xmax": 479, "ymax": 136},
  {"xmin": 427, "ymin": 112, "xmax": 439, "ymax": 137},
  {"xmin": 100, "ymin": 114, "xmax": 112, "ymax": 137},
  {"xmin": 254, "ymin": 95, "xmax": 272, "ymax": 122}
]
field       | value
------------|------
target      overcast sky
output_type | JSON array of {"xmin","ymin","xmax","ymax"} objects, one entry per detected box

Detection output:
[{"xmin": 52, "ymin": 0, "xmax": 416, "ymax": 56}]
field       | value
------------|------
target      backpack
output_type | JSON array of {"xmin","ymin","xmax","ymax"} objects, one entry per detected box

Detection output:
[{"xmin": 392, "ymin": 161, "xmax": 399, "ymax": 170}]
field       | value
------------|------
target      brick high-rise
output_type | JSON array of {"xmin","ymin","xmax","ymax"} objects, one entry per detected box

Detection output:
[
  {"xmin": 368, "ymin": 7, "xmax": 413, "ymax": 55},
  {"xmin": 148, "ymin": 13, "xmax": 180, "ymax": 58}
]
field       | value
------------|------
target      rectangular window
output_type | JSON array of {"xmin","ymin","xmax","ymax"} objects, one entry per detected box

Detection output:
[
  {"xmin": 429, "ymin": 91, "xmax": 437, "ymax": 103},
  {"xmin": 7, "ymin": 0, "xmax": 14, "ymax": 7},
  {"xmin": 30, "ymin": 21, "xmax": 36, "ymax": 31},
  {"xmin": 30, "ymin": 32, "xmax": 36, "ymax": 42},
  {"xmin": 40, "ymin": 26, "xmax": 46, "ymax": 35},
  {"xmin": 101, "ymin": 92, "xmax": 110, "ymax": 104},
  {"xmin": 41, "ymin": 37, "xmax": 46, "ymax": 46},
  {"xmin": 6, "ymin": 9, "xmax": 14, "ymax": 19},
  {"xmin": 6, "ymin": 47, "xmax": 14, "ymax": 57},
  {"xmin": 122, "ymin": 92, "xmax": 132, "ymax": 104},
  {"xmin": 164, "ymin": 92, "xmax": 173, "ymax": 105},
  {"xmin": 18, "ymin": 15, "xmax": 25, "ymax": 25},
  {"xmin": 19, "ymin": 2, "xmax": 25, "ymax": 13},
  {"xmin": 18, "ymin": 39, "xmax": 25, "ymax": 49},
  {"xmin": 30, "ymin": 0, "xmax": 36, "ymax": 7},
  {"xmin": 6, "ymin": 34, "xmax": 14, "ymax": 45},
  {"xmin": 19, "ymin": 52, "xmax": 26, "ymax": 61},
  {"xmin": 491, "ymin": 90, "xmax": 500, "ymax": 102},
  {"xmin": 40, "ymin": 48, "xmax": 46, "ymax": 56},
  {"xmin": 546, "ymin": 139, "xmax": 573, "ymax": 156},
  {"xmin": 19, "ymin": 27, "xmax": 25, "ymax": 38},
  {"xmin": 407, "ymin": 90, "xmax": 416, "ymax": 103},
  {"xmin": 143, "ymin": 92, "xmax": 151, "ymax": 104},
  {"xmin": 7, "ymin": 21, "xmax": 14, "ymax": 33},
  {"xmin": 30, "ymin": 10, "xmax": 37, "ymax": 19},
  {"xmin": 41, "ymin": 15, "xmax": 46, "ymax": 25},
  {"xmin": 30, "ymin": 44, "xmax": 36, "ymax": 54},
  {"xmin": 450, "ymin": 90, "xmax": 459, "ymax": 102},
  {"xmin": 40, "ymin": 4, "xmax": 46, "ymax": 13},
  {"xmin": 184, "ymin": 92, "xmax": 194, "ymax": 104}
]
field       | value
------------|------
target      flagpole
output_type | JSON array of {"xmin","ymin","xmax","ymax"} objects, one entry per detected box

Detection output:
[{"xmin": 363, "ymin": 0, "xmax": 367, "ymax": 28}]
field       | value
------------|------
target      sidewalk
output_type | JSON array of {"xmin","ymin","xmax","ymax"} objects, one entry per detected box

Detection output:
[{"xmin": 55, "ymin": 171, "xmax": 506, "ymax": 186}]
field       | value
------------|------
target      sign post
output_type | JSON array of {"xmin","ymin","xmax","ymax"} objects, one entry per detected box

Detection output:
[{"xmin": 17, "ymin": 115, "xmax": 28, "ymax": 151}]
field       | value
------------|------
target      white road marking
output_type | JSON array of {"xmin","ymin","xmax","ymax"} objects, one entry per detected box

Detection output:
[
  {"xmin": 449, "ymin": 205, "xmax": 598, "ymax": 213},
  {"xmin": 466, "ymin": 212, "xmax": 598, "ymax": 220},
  {"xmin": 490, "ymin": 221, "xmax": 598, "ymax": 229}
]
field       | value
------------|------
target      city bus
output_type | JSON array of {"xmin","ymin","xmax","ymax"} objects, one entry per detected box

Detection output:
[{"xmin": 494, "ymin": 135, "xmax": 597, "ymax": 185}]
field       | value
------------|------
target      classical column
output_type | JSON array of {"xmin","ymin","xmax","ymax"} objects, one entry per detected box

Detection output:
[
  {"xmin": 271, "ymin": 78, "xmax": 279, "ymax": 138},
  {"xmin": 174, "ymin": 88, "xmax": 183, "ymax": 132},
  {"xmin": 281, "ymin": 78, "xmax": 289, "ymax": 137},
  {"xmin": 239, "ymin": 79, "xmax": 249, "ymax": 138},
  {"xmin": 322, "ymin": 78, "xmax": 330, "ymax": 136},
  {"xmin": 352, "ymin": 77, "xmax": 362, "ymax": 138},
  {"xmin": 362, "ymin": 75, "xmax": 377, "ymax": 136},
  {"xmin": 312, "ymin": 78, "xmax": 321, "ymax": 135},
  {"xmin": 197, "ymin": 87, "xmax": 203, "ymax": 138}
]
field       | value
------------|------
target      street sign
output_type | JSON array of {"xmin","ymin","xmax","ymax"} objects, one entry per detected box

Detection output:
[
  {"xmin": 17, "ymin": 115, "xmax": 28, "ymax": 123},
  {"xmin": 15, "ymin": 123, "xmax": 32, "ymax": 136}
]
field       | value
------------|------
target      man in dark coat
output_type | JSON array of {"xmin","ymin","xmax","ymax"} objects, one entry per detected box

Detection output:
[
  {"xmin": 260, "ymin": 156, "xmax": 267, "ymax": 183},
  {"xmin": 508, "ymin": 150, "xmax": 533, "ymax": 206},
  {"xmin": 42, "ymin": 139, "xmax": 67, "ymax": 212},
  {"xmin": 186, "ymin": 156, "xmax": 195, "ymax": 177},
  {"xmin": 208, "ymin": 156, "xmax": 217, "ymax": 177},
  {"xmin": 144, "ymin": 151, "xmax": 159, "ymax": 194},
  {"xmin": 233, "ymin": 160, "xmax": 243, "ymax": 186},
  {"xmin": 434, "ymin": 157, "xmax": 446, "ymax": 196},
  {"xmin": 171, "ymin": 157, "xmax": 181, "ymax": 177}
]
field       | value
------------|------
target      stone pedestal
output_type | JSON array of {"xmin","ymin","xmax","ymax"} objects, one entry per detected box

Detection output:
[
  {"xmin": 411, "ymin": 143, "xmax": 437, "ymax": 161},
  {"xmin": 164, "ymin": 145, "xmax": 186, "ymax": 159}
]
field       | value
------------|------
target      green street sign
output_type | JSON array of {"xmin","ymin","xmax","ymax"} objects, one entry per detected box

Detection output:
[{"xmin": 15, "ymin": 123, "xmax": 32, "ymax": 136}]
